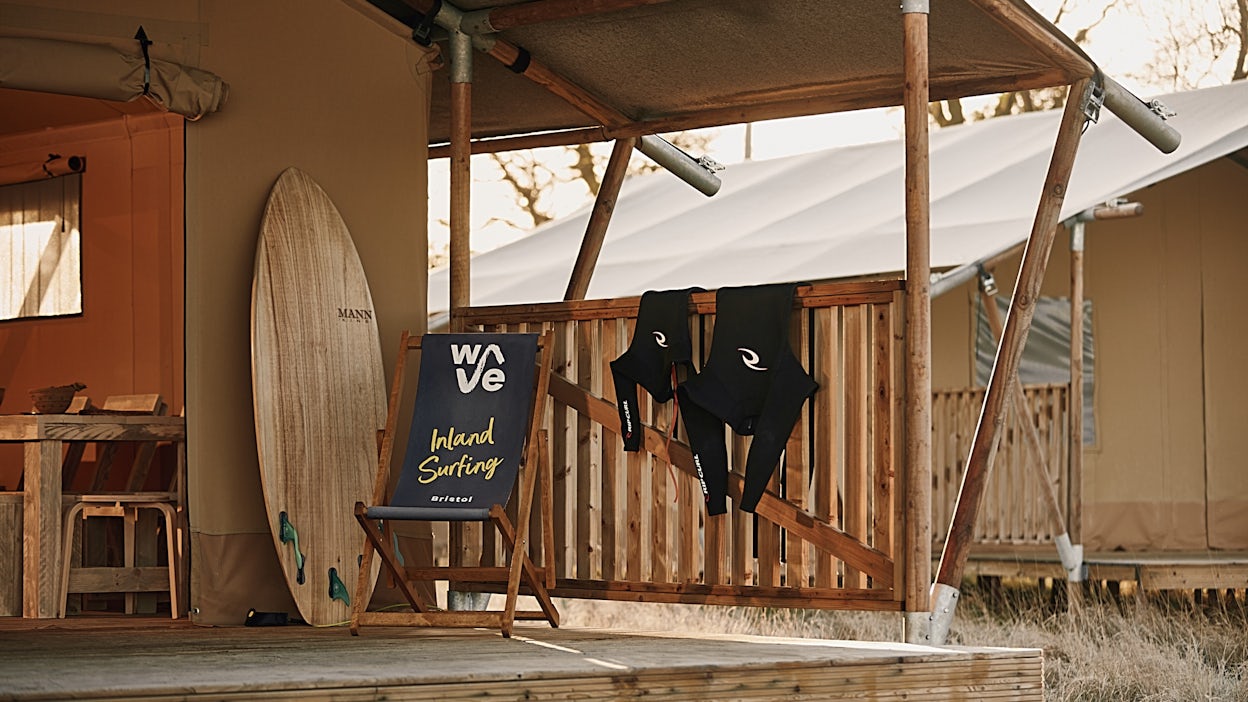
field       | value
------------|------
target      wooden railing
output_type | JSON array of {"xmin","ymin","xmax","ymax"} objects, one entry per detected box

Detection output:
[
  {"xmin": 451, "ymin": 281, "xmax": 911, "ymax": 611},
  {"xmin": 931, "ymin": 384, "xmax": 1070, "ymax": 546}
]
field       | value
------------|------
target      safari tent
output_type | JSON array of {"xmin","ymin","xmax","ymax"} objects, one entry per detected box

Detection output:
[
  {"xmin": 430, "ymin": 80, "xmax": 1248, "ymax": 582},
  {"xmin": 0, "ymin": 0, "xmax": 1181, "ymax": 644}
]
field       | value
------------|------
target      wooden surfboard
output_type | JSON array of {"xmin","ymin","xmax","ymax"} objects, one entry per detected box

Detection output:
[{"xmin": 251, "ymin": 167, "xmax": 386, "ymax": 626}]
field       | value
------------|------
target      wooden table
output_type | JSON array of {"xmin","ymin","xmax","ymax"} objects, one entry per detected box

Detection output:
[{"xmin": 0, "ymin": 413, "xmax": 187, "ymax": 618}]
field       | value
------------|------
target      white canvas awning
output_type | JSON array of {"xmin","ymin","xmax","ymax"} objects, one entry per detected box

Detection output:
[{"xmin": 429, "ymin": 81, "xmax": 1248, "ymax": 318}]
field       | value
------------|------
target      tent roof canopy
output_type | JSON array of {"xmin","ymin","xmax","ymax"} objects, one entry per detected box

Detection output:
[{"xmin": 364, "ymin": 0, "xmax": 1095, "ymax": 145}]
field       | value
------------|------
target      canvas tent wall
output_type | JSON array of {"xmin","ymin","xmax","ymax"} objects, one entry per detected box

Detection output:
[
  {"xmin": 1, "ymin": 0, "xmax": 431, "ymax": 625},
  {"xmin": 428, "ymin": 80, "xmax": 1248, "ymax": 556}
]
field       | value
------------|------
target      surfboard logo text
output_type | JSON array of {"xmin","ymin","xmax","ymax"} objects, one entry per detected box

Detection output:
[
  {"xmin": 451, "ymin": 343, "xmax": 507, "ymax": 393},
  {"xmin": 337, "ymin": 307, "xmax": 374, "ymax": 323}
]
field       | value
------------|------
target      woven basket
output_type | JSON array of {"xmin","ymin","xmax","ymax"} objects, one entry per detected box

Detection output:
[{"xmin": 30, "ymin": 382, "xmax": 85, "ymax": 414}]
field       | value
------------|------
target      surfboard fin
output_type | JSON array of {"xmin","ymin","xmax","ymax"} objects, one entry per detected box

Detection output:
[
  {"xmin": 328, "ymin": 567, "xmax": 350, "ymax": 605},
  {"xmin": 278, "ymin": 511, "xmax": 306, "ymax": 585}
]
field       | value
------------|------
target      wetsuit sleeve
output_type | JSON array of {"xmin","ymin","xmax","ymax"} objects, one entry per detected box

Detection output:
[
  {"xmin": 610, "ymin": 363, "xmax": 643, "ymax": 452},
  {"xmin": 676, "ymin": 384, "xmax": 729, "ymax": 516},
  {"xmin": 739, "ymin": 359, "xmax": 818, "ymax": 513}
]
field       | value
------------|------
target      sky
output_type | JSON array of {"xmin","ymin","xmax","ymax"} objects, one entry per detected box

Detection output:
[{"xmin": 427, "ymin": 0, "xmax": 1235, "ymax": 259}]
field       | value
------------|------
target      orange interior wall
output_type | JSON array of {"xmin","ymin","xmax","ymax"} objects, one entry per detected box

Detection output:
[{"xmin": 0, "ymin": 113, "xmax": 185, "ymax": 489}]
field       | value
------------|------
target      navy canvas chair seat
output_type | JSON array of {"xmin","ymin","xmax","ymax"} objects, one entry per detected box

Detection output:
[{"xmin": 350, "ymin": 331, "xmax": 557, "ymax": 637}]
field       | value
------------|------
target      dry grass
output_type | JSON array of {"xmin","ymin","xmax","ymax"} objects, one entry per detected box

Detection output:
[{"xmin": 558, "ymin": 582, "xmax": 1248, "ymax": 701}]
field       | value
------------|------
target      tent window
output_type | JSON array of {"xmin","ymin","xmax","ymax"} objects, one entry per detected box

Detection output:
[
  {"xmin": 975, "ymin": 295, "xmax": 1095, "ymax": 444},
  {"xmin": 0, "ymin": 174, "xmax": 83, "ymax": 321}
]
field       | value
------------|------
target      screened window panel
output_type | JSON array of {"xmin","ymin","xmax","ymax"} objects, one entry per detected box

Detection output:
[
  {"xmin": 0, "ymin": 174, "xmax": 82, "ymax": 321},
  {"xmin": 975, "ymin": 295, "xmax": 1095, "ymax": 444}
]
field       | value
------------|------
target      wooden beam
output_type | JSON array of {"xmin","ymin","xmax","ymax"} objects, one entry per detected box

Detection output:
[
  {"xmin": 564, "ymin": 137, "xmax": 637, "ymax": 301},
  {"xmin": 466, "ymin": 0, "xmax": 675, "ymax": 33},
  {"xmin": 23, "ymin": 440, "xmax": 61, "ymax": 618},
  {"xmin": 966, "ymin": 0, "xmax": 1096, "ymax": 80},
  {"xmin": 935, "ymin": 79, "xmax": 1092, "ymax": 590},
  {"xmin": 484, "ymin": 38, "xmax": 631, "ymax": 128},
  {"xmin": 456, "ymin": 281, "xmax": 905, "ymax": 326},
  {"xmin": 428, "ymin": 127, "xmax": 609, "ymax": 159},
  {"xmin": 902, "ymin": 7, "xmax": 932, "ymax": 613}
]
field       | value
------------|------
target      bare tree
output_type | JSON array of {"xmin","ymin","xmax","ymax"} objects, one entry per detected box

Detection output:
[
  {"xmin": 1141, "ymin": 0, "xmax": 1247, "ymax": 88},
  {"xmin": 485, "ymin": 130, "xmax": 716, "ymax": 231}
]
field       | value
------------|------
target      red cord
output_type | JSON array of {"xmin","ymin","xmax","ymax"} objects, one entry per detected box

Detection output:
[{"xmin": 664, "ymin": 365, "xmax": 680, "ymax": 503}]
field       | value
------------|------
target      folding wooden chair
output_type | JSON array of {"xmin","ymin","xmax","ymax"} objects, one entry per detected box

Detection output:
[{"xmin": 350, "ymin": 331, "xmax": 558, "ymax": 637}]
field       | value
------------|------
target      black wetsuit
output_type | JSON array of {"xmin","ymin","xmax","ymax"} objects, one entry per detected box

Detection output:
[
  {"xmin": 609, "ymin": 288, "xmax": 699, "ymax": 451},
  {"xmin": 677, "ymin": 283, "xmax": 817, "ymax": 515}
]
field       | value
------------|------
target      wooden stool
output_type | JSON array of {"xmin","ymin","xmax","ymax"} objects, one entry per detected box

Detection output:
[{"xmin": 59, "ymin": 494, "xmax": 179, "ymax": 618}]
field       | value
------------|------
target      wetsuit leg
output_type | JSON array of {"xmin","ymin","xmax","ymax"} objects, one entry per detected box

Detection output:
[
  {"xmin": 676, "ymin": 383, "xmax": 730, "ymax": 516},
  {"xmin": 609, "ymin": 362, "xmax": 643, "ymax": 451},
  {"xmin": 739, "ymin": 354, "xmax": 818, "ymax": 512}
]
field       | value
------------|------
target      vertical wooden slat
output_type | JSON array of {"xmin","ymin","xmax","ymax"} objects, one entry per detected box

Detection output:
[
  {"xmin": 785, "ymin": 310, "xmax": 809, "ymax": 588},
  {"xmin": 600, "ymin": 318, "xmax": 620, "ymax": 581},
  {"xmin": 624, "ymin": 318, "xmax": 644, "ymax": 581},
  {"xmin": 575, "ymin": 319, "xmax": 597, "ymax": 579},
  {"xmin": 550, "ymin": 321, "xmax": 573, "ymax": 578},
  {"xmin": 812, "ymin": 306, "xmax": 839, "ymax": 589},
  {"xmin": 679, "ymin": 472, "xmax": 697, "ymax": 583},
  {"xmin": 731, "ymin": 435, "xmax": 750, "ymax": 586},
  {"xmin": 650, "ymin": 398, "xmax": 670, "ymax": 583},
  {"xmin": 843, "ymin": 305, "xmax": 868, "ymax": 588},
  {"xmin": 872, "ymin": 303, "xmax": 894, "ymax": 587},
  {"xmin": 756, "ymin": 470, "xmax": 782, "ymax": 588}
]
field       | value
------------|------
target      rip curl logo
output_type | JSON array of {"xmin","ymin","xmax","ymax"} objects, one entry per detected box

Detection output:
[
  {"xmin": 738, "ymin": 347, "xmax": 767, "ymax": 371},
  {"xmin": 693, "ymin": 453, "xmax": 709, "ymax": 498},
  {"xmin": 652, "ymin": 331, "xmax": 669, "ymax": 348},
  {"xmin": 621, "ymin": 399, "xmax": 634, "ymax": 438},
  {"xmin": 337, "ymin": 307, "xmax": 374, "ymax": 323},
  {"xmin": 450, "ymin": 343, "xmax": 506, "ymax": 393}
]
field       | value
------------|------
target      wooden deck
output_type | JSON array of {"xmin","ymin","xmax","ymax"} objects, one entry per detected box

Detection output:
[
  {"xmin": 0, "ymin": 616, "xmax": 1043, "ymax": 701},
  {"xmin": 961, "ymin": 548, "xmax": 1248, "ymax": 590}
]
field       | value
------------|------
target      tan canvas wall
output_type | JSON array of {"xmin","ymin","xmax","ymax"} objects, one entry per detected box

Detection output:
[
  {"xmin": 930, "ymin": 158, "xmax": 1248, "ymax": 554},
  {"xmin": 1192, "ymin": 159, "xmax": 1248, "ymax": 550},
  {"xmin": 182, "ymin": 0, "xmax": 431, "ymax": 624}
]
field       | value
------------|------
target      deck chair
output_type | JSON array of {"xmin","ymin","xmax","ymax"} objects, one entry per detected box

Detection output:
[{"xmin": 350, "ymin": 331, "xmax": 558, "ymax": 637}]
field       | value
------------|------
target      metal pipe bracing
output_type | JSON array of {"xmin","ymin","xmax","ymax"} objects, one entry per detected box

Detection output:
[
  {"xmin": 1102, "ymin": 76, "xmax": 1181, "ymax": 154},
  {"xmin": 930, "ymin": 200, "xmax": 1143, "ymax": 298},
  {"xmin": 635, "ymin": 135, "xmax": 722, "ymax": 196}
]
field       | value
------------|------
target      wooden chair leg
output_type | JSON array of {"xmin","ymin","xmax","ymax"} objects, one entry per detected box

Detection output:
[
  {"xmin": 59, "ymin": 503, "xmax": 86, "ymax": 619},
  {"xmin": 154, "ymin": 503, "xmax": 179, "ymax": 619}
]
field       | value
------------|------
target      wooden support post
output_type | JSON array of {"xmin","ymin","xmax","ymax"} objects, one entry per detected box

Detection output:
[
  {"xmin": 901, "ymin": 3, "xmax": 932, "ymax": 615},
  {"xmin": 1068, "ymin": 223, "xmax": 1085, "ymax": 544},
  {"xmin": 448, "ymin": 30, "xmax": 473, "ymax": 333},
  {"xmin": 935, "ymin": 79, "xmax": 1092, "ymax": 594},
  {"xmin": 564, "ymin": 137, "xmax": 638, "ymax": 301},
  {"xmin": 446, "ymin": 30, "xmax": 475, "ymax": 607}
]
